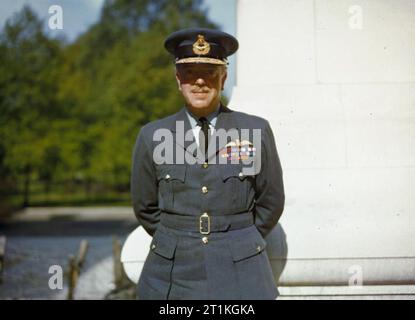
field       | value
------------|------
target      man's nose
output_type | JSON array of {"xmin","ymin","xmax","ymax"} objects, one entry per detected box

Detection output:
[{"xmin": 195, "ymin": 77, "xmax": 206, "ymax": 85}]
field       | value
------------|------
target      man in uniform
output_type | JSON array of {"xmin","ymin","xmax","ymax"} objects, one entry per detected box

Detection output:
[{"xmin": 131, "ymin": 28, "xmax": 285, "ymax": 300}]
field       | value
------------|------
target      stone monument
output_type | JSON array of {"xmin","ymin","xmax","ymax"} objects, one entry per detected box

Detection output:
[{"xmin": 229, "ymin": 0, "xmax": 415, "ymax": 299}]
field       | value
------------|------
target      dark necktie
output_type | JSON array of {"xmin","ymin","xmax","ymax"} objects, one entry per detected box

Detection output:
[{"xmin": 198, "ymin": 117, "xmax": 210, "ymax": 157}]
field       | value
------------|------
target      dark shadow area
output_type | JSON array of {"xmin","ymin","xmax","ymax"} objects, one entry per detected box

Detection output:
[
  {"xmin": 0, "ymin": 220, "xmax": 138, "ymax": 237},
  {"xmin": 27, "ymin": 197, "xmax": 131, "ymax": 207},
  {"xmin": 265, "ymin": 223, "xmax": 288, "ymax": 284}
]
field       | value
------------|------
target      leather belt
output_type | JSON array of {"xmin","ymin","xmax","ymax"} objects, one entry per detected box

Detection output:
[{"xmin": 160, "ymin": 212, "xmax": 254, "ymax": 235}]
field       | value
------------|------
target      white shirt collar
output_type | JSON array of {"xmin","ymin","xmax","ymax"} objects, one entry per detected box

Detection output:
[{"xmin": 185, "ymin": 104, "xmax": 220, "ymax": 129}]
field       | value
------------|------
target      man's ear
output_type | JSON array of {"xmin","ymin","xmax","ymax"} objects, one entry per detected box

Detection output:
[
  {"xmin": 175, "ymin": 73, "xmax": 182, "ymax": 91},
  {"xmin": 221, "ymin": 71, "xmax": 228, "ymax": 91}
]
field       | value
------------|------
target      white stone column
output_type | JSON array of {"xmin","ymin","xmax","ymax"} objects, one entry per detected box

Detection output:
[{"xmin": 230, "ymin": 0, "xmax": 415, "ymax": 298}]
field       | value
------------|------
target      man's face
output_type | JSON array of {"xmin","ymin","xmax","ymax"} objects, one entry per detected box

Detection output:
[{"xmin": 175, "ymin": 63, "xmax": 227, "ymax": 113}]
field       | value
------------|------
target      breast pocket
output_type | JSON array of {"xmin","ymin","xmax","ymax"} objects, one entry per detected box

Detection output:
[
  {"xmin": 219, "ymin": 164, "xmax": 254, "ymax": 210},
  {"xmin": 156, "ymin": 165, "xmax": 186, "ymax": 210}
]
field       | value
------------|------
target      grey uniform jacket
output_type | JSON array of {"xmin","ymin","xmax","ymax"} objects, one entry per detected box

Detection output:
[{"xmin": 131, "ymin": 104, "xmax": 285, "ymax": 300}]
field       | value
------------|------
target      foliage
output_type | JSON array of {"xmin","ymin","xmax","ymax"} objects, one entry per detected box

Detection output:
[{"xmin": 0, "ymin": 0, "xmax": 217, "ymax": 207}]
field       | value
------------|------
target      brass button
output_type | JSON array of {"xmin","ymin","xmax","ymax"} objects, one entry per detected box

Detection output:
[
  {"xmin": 203, "ymin": 162, "xmax": 209, "ymax": 169},
  {"xmin": 202, "ymin": 236, "xmax": 209, "ymax": 244},
  {"xmin": 202, "ymin": 186, "xmax": 208, "ymax": 194},
  {"xmin": 239, "ymin": 172, "xmax": 244, "ymax": 178},
  {"xmin": 165, "ymin": 174, "xmax": 171, "ymax": 180},
  {"xmin": 151, "ymin": 244, "xmax": 156, "ymax": 250}
]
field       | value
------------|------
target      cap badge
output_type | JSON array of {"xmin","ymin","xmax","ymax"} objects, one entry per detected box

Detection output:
[{"xmin": 193, "ymin": 34, "xmax": 210, "ymax": 55}]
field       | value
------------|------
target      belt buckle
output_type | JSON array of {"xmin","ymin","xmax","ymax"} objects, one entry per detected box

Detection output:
[{"xmin": 199, "ymin": 212, "xmax": 210, "ymax": 235}]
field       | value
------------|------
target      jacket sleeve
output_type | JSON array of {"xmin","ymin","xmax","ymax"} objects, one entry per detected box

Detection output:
[
  {"xmin": 131, "ymin": 126, "xmax": 160, "ymax": 236},
  {"xmin": 253, "ymin": 121, "xmax": 285, "ymax": 238}
]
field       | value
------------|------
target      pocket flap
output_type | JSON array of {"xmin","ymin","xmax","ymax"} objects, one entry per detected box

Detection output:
[
  {"xmin": 150, "ymin": 231, "xmax": 178, "ymax": 260},
  {"xmin": 229, "ymin": 232, "xmax": 267, "ymax": 262},
  {"xmin": 220, "ymin": 164, "xmax": 244, "ymax": 181},
  {"xmin": 230, "ymin": 232, "xmax": 267, "ymax": 262},
  {"xmin": 156, "ymin": 165, "xmax": 186, "ymax": 182}
]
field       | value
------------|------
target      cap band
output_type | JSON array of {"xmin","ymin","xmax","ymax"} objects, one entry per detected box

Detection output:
[{"xmin": 175, "ymin": 57, "xmax": 228, "ymax": 65}]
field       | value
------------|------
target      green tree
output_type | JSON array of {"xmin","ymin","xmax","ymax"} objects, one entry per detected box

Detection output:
[{"xmin": 0, "ymin": 6, "xmax": 63, "ymax": 206}]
